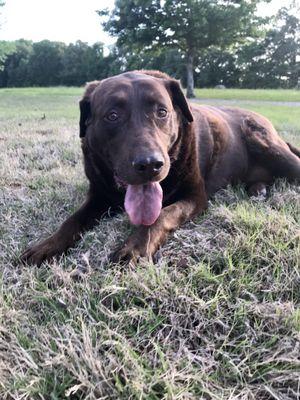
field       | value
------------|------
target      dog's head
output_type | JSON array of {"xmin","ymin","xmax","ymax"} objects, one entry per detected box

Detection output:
[
  {"xmin": 80, "ymin": 71, "xmax": 193, "ymax": 184},
  {"xmin": 79, "ymin": 71, "xmax": 193, "ymax": 225}
]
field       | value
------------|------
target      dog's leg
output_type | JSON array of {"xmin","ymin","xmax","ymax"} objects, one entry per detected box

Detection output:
[
  {"xmin": 245, "ymin": 165, "xmax": 272, "ymax": 198},
  {"xmin": 21, "ymin": 193, "xmax": 108, "ymax": 266},
  {"xmin": 286, "ymin": 142, "xmax": 300, "ymax": 158},
  {"xmin": 247, "ymin": 182, "xmax": 267, "ymax": 198},
  {"xmin": 242, "ymin": 117, "xmax": 300, "ymax": 183},
  {"xmin": 111, "ymin": 183, "xmax": 208, "ymax": 264}
]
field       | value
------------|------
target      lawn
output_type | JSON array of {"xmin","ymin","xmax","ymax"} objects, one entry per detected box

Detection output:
[
  {"xmin": 0, "ymin": 87, "xmax": 299, "ymax": 399},
  {"xmin": 194, "ymin": 88, "xmax": 300, "ymax": 102}
]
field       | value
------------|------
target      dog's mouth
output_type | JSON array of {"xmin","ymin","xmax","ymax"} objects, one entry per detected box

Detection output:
[{"xmin": 114, "ymin": 174, "xmax": 163, "ymax": 226}]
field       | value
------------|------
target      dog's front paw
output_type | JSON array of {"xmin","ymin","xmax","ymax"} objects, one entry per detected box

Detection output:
[
  {"xmin": 21, "ymin": 236, "xmax": 63, "ymax": 267},
  {"xmin": 110, "ymin": 235, "xmax": 153, "ymax": 265}
]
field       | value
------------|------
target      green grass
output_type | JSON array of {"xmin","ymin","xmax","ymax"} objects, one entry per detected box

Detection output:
[
  {"xmin": 0, "ymin": 87, "xmax": 300, "ymax": 399},
  {"xmin": 0, "ymin": 87, "xmax": 82, "ymax": 120},
  {"xmin": 194, "ymin": 88, "xmax": 300, "ymax": 102},
  {"xmin": 236, "ymin": 104, "xmax": 300, "ymax": 133},
  {"xmin": 193, "ymin": 99, "xmax": 300, "ymax": 133}
]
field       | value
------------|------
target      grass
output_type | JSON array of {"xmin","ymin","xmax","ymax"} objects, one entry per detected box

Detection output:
[
  {"xmin": 194, "ymin": 88, "xmax": 300, "ymax": 102},
  {"xmin": 233, "ymin": 104, "xmax": 300, "ymax": 133},
  {"xmin": 0, "ymin": 87, "xmax": 300, "ymax": 399},
  {"xmin": 0, "ymin": 87, "xmax": 82, "ymax": 121},
  {"xmin": 193, "ymin": 101, "xmax": 300, "ymax": 133}
]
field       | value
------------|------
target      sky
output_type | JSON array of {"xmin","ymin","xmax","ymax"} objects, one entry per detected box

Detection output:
[
  {"xmin": 0, "ymin": 0, "xmax": 115, "ymax": 50},
  {"xmin": 0, "ymin": 0, "xmax": 299, "ymax": 51}
]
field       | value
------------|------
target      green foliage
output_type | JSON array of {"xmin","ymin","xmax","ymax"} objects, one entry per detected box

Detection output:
[
  {"xmin": 60, "ymin": 41, "xmax": 106, "ymax": 85},
  {"xmin": 0, "ymin": 40, "xmax": 34, "ymax": 86},
  {"xmin": 0, "ymin": 41, "xmax": 16, "ymax": 71},
  {"xmin": 237, "ymin": 7, "xmax": 300, "ymax": 88},
  {"xmin": 0, "ymin": 5, "xmax": 298, "ymax": 89},
  {"xmin": 99, "ymin": 0, "xmax": 270, "ymax": 95},
  {"xmin": 29, "ymin": 40, "xmax": 66, "ymax": 86},
  {"xmin": 193, "ymin": 47, "xmax": 240, "ymax": 87},
  {"xmin": 101, "ymin": 0, "xmax": 266, "ymax": 52},
  {"xmin": 178, "ymin": 4, "xmax": 300, "ymax": 89},
  {"xmin": 0, "ymin": 40, "xmax": 107, "ymax": 87}
]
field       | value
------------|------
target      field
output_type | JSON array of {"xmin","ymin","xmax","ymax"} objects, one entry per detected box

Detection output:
[
  {"xmin": 0, "ymin": 87, "xmax": 299, "ymax": 399},
  {"xmin": 194, "ymin": 88, "xmax": 300, "ymax": 102}
]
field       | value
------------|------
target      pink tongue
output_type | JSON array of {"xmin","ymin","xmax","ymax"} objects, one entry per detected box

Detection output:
[{"xmin": 125, "ymin": 182, "xmax": 163, "ymax": 226}]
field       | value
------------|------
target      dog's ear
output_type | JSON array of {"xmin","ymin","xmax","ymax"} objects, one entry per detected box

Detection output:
[
  {"xmin": 143, "ymin": 72, "xmax": 193, "ymax": 122},
  {"xmin": 79, "ymin": 98, "xmax": 91, "ymax": 138},
  {"xmin": 79, "ymin": 80, "xmax": 100, "ymax": 138},
  {"xmin": 167, "ymin": 79, "xmax": 193, "ymax": 123}
]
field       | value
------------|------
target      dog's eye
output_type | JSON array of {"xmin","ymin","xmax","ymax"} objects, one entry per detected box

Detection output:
[
  {"xmin": 105, "ymin": 111, "xmax": 119, "ymax": 122},
  {"xmin": 157, "ymin": 108, "xmax": 168, "ymax": 118}
]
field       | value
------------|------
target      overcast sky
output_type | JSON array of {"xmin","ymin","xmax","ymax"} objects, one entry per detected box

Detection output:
[{"xmin": 0, "ymin": 0, "xmax": 298, "ymax": 51}]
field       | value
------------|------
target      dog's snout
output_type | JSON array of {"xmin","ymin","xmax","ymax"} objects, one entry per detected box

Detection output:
[{"xmin": 132, "ymin": 155, "xmax": 164, "ymax": 177}]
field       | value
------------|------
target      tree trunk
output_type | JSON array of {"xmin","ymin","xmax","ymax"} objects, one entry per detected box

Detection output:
[{"xmin": 186, "ymin": 53, "xmax": 195, "ymax": 98}]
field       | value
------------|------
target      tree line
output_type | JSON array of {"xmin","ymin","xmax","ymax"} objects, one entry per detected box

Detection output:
[
  {"xmin": 0, "ymin": 40, "xmax": 110, "ymax": 87},
  {"xmin": 0, "ymin": 3, "xmax": 299, "ymax": 92}
]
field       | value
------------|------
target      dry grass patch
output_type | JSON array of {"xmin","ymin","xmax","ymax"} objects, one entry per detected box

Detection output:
[{"xmin": 0, "ymin": 88, "xmax": 299, "ymax": 399}]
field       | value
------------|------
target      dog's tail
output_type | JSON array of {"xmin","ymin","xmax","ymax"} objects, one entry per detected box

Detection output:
[{"xmin": 286, "ymin": 142, "xmax": 300, "ymax": 158}]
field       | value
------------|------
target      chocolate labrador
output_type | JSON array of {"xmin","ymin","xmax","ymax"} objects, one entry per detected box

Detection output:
[{"xmin": 21, "ymin": 70, "xmax": 300, "ymax": 266}]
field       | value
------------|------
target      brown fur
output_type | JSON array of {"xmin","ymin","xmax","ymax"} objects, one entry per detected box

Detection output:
[{"xmin": 21, "ymin": 70, "xmax": 300, "ymax": 266}]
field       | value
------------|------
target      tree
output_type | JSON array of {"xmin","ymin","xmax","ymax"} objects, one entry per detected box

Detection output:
[
  {"xmin": 60, "ymin": 41, "xmax": 89, "ymax": 85},
  {"xmin": 193, "ymin": 47, "xmax": 241, "ymax": 88},
  {"xmin": 28, "ymin": 40, "xmax": 66, "ymax": 86},
  {"xmin": 86, "ymin": 42, "xmax": 107, "ymax": 81},
  {"xmin": 0, "ymin": 40, "xmax": 15, "ymax": 71},
  {"xmin": 264, "ymin": 6, "xmax": 300, "ymax": 88},
  {"xmin": 60, "ymin": 41, "xmax": 106, "ymax": 85},
  {"xmin": 99, "ymin": 0, "xmax": 269, "ymax": 97},
  {"xmin": 236, "ymin": 5, "xmax": 300, "ymax": 88},
  {"xmin": 0, "ymin": 40, "xmax": 32, "ymax": 87},
  {"xmin": 0, "ymin": 40, "xmax": 110, "ymax": 87}
]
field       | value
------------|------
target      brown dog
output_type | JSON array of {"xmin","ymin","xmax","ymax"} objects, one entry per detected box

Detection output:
[{"xmin": 21, "ymin": 70, "xmax": 300, "ymax": 266}]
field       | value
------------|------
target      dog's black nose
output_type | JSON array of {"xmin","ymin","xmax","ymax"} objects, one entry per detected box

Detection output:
[{"xmin": 132, "ymin": 155, "xmax": 164, "ymax": 176}]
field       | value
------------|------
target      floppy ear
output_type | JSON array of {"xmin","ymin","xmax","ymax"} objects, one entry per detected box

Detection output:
[
  {"xmin": 79, "ymin": 80, "xmax": 101, "ymax": 138},
  {"xmin": 167, "ymin": 80, "xmax": 193, "ymax": 123},
  {"xmin": 79, "ymin": 99, "xmax": 91, "ymax": 138}
]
